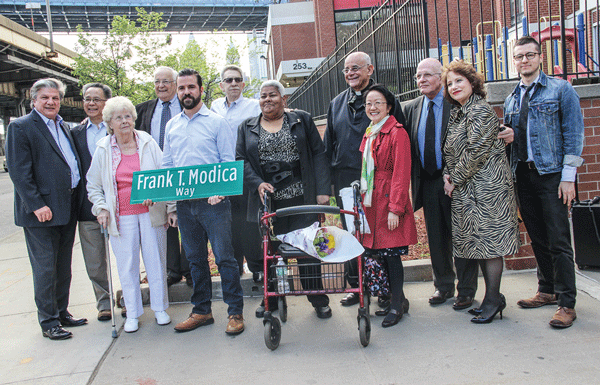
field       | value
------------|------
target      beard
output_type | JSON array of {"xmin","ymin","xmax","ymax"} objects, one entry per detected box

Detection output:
[{"xmin": 180, "ymin": 94, "xmax": 201, "ymax": 110}]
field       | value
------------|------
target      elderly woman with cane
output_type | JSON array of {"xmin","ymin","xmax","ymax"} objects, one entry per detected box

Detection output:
[{"xmin": 87, "ymin": 96, "xmax": 175, "ymax": 333}]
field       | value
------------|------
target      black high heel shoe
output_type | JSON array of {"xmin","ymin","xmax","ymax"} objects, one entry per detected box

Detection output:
[
  {"xmin": 375, "ymin": 298, "xmax": 409, "ymax": 316},
  {"xmin": 470, "ymin": 294, "xmax": 506, "ymax": 324},
  {"xmin": 468, "ymin": 307, "xmax": 482, "ymax": 316}
]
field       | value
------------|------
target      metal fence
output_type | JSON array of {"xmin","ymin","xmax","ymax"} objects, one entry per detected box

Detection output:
[
  {"xmin": 287, "ymin": 0, "xmax": 600, "ymax": 119},
  {"xmin": 287, "ymin": 0, "xmax": 428, "ymax": 120}
]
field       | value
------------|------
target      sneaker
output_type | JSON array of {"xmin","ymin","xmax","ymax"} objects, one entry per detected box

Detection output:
[
  {"xmin": 155, "ymin": 310, "xmax": 171, "ymax": 325},
  {"xmin": 225, "ymin": 314, "xmax": 244, "ymax": 335},
  {"xmin": 124, "ymin": 318, "xmax": 139, "ymax": 333}
]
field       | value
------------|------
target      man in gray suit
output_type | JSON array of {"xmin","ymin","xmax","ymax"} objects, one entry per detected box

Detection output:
[
  {"xmin": 6, "ymin": 78, "xmax": 87, "ymax": 340},
  {"xmin": 403, "ymin": 58, "xmax": 479, "ymax": 309}
]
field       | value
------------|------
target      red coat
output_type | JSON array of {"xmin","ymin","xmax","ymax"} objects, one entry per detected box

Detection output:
[{"xmin": 359, "ymin": 115, "xmax": 417, "ymax": 250}]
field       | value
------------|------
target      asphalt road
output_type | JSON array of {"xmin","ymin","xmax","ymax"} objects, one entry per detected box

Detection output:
[{"xmin": 0, "ymin": 169, "xmax": 18, "ymax": 240}]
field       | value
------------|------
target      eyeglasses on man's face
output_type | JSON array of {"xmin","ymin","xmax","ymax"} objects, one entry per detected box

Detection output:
[
  {"xmin": 413, "ymin": 72, "xmax": 441, "ymax": 82},
  {"xmin": 83, "ymin": 98, "xmax": 106, "ymax": 103},
  {"xmin": 513, "ymin": 52, "xmax": 540, "ymax": 61},
  {"xmin": 342, "ymin": 64, "xmax": 368, "ymax": 74},
  {"xmin": 154, "ymin": 80, "xmax": 174, "ymax": 86},
  {"xmin": 223, "ymin": 77, "xmax": 244, "ymax": 84}
]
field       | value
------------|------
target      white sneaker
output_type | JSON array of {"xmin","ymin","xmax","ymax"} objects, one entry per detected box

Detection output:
[
  {"xmin": 124, "ymin": 318, "xmax": 139, "ymax": 333},
  {"xmin": 155, "ymin": 310, "xmax": 171, "ymax": 325}
]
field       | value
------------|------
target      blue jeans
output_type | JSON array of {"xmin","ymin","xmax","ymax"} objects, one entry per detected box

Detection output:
[{"xmin": 177, "ymin": 199, "xmax": 244, "ymax": 316}]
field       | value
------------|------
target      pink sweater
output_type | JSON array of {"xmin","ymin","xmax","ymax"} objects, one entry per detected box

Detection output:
[{"xmin": 116, "ymin": 153, "xmax": 149, "ymax": 216}]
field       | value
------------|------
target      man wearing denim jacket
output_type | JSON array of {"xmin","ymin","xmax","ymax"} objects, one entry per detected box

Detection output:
[{"xmin": 503, "ymin": 36, "xmax": 584, "ymax": 328}]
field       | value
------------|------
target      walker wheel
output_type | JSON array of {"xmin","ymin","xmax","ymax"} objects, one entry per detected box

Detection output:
[
  {"xmin": 358, "ymin": 315, "xmax": 370, "ymax": 347},
  {"xmin": 264, "ymin": 317, "xmax": 281, "ymax": 350},
  {"xmin": 278, "ymin": 297, "xmax": 288, "ymax": 323}
]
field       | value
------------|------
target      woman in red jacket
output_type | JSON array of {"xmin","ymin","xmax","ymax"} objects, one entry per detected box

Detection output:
[{"xmin": 360, "ymin": 84, "xmax": 418, "ymax": 327}]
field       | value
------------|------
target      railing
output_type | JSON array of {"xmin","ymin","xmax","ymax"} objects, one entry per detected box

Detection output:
[
  {"xmin": 288, "ymin": 0, "xmax": 600, "ymax": 118},
  {"xmin": 287, "ymin": 0, "xmax": 428, "ymax": 120}
]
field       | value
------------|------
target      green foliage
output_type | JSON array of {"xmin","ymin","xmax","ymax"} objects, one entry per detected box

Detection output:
[
  {"xmin": 225, "ymin": 37, "xmax": 241, "ymax": 66},
  {"xmin": 160, "ymin": 38, "xmax": 221, "ymax": 107},
  {"xmin": 72, "ymin": 8, "xmax": 167, "ymax": 105}
]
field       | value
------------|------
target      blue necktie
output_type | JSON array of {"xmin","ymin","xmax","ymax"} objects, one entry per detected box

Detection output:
[{"xmin": 159, "ymin": 100, "xmax": 171, "ymax": 150}]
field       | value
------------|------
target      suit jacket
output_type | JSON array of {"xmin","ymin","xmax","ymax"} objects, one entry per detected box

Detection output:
[
  {"xmin": 6, "ymin": 110, "xmax": 82, "ymax": 227},
  {"xmin": 71, "ymin": 123, "xmax": 103, "ymax": 222},
  {"xmin": 402, "ymin": 95, "xmax": 452, "ymax": 212},
  {"xmin": 135, "ymin": 98, "xmax": 183, "ymax": 134}
]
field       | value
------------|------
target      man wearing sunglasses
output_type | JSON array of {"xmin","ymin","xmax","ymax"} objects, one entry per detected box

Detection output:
[
  {"xmin": 210, "ymin": 65, "xmax": 261, "ymax": 276},
  {"xmin": 136, "ymin": 67, "xmax": 191, "ymax": 288}
]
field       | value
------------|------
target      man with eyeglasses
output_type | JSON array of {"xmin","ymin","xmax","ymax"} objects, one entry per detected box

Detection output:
[
  {"xmin": 71, "ymin": 83, "xmax": 113, "ymax": 322},
  {"xmin": 210, "ymin": 65, "xmax": 261, "ymax": 276},
  {"xmin": 135, "ymin": 66, "xmax": 191, "ymax": 288},
  {"xmin": 324, "ymin": 51, "xmax": 406, "ymax": 307},
  {"xmin": 504, "ymin": 35, "xmax": 584, "ymax": 329},
  {"xmin": 403, "ymin": 58, "xmax": 480, "ymax": 310}
]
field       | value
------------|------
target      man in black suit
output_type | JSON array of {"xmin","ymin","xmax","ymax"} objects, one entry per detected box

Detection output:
[
  {"xmin": 135, "ymin": 66, "xmax": 190, "ymax": 287},
  {"xmin": 403, "ymin": 58, "xmax": 479, "ymax": 309},
  {"xmin": 6, "ymin": 78, "xmax": 87, "ymax": 340},
  {"xmin": 71, "ymin": 83, "xmax": 112, "ymax": 321}
]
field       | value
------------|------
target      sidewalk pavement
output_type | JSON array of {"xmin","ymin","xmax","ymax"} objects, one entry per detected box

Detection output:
[{"xmin": 2, "ymin": 229, "xmax": 600, "ymax": 385}]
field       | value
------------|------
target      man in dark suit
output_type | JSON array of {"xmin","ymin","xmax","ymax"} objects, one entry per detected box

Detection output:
[
  {"xmin": 403, "ymin": 58, "xmax": 479, "ymax": 309},
  {"xmin": 71, "ymin": 83, "xmax": 112, "ymax": 321},
  {"xmin": 135, "ymin": 66, "xmax": 190, "ymax": 287},
  {"xmin": 6, "ymin": 78, "xmax": 88, "ymax": 340}
]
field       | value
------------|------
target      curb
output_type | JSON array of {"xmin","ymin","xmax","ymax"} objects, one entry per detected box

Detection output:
[{"xmin": 118, "ymin": 259, "xmax": 434, "ymax": 305}]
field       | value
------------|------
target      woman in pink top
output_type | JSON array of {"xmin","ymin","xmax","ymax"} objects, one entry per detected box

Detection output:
[{"xmin": 87, "ymin": 96, "xmax": 175, "ymax": 333}]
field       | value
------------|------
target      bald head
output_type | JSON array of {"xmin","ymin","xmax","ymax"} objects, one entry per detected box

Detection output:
[
  {"xmin": 415, "ymin": 58, "xmax": 443, "ymax": 99},
  {"xmin": 343, "ymin": 51, "xmax": 374, "ymax": 91}
]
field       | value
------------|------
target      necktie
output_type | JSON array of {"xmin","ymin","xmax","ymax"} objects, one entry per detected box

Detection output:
[
  {"xmin": 159, "ymin": 100, "xmax": 171, "ymax": 150},
  {"xmin": 424, "ymin": 100, "xmax": 437, "ymax": 175},
  {"xmin": 517, "ymin": 84, "xmax": 535, "ymax": 162}
]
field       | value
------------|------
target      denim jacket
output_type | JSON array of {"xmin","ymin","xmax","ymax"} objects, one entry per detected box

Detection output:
[{"xmin": 503, "ymin": 71, "xmax": 584, "ymax": 175}]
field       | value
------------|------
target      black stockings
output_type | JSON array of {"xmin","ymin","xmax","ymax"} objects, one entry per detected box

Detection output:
[
  {"xmin": 478, "ymin": 257, "xmax": 503, "ymax": 318},
  {"xmin": 381, "ymin": 247, "xmax": 407, "ymax": 312}
]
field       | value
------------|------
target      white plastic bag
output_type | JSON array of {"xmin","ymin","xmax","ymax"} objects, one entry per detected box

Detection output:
[
  {"xmin": 339, "ymin": 187, "xmax": 371, "ymax": 234},
  {"xmin": 276, "ymin": 222, "xmax": 365, "ymax": 262}
]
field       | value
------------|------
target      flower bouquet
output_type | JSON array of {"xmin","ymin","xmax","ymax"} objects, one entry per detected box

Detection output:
[{"xmin": 313, "ymin": 227, "xmax": 336, "ymax": 259}]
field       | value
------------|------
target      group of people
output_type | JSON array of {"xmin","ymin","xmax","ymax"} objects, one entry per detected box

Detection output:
[{"xmin": 6, "ymin": 34, "xmax": 583, "ymax": 341}]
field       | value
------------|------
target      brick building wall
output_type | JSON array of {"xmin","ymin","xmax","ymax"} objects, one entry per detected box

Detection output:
[
  {"xmin": 271, "ymin": 23, "xmax": 318, "ymax": 73},
  {"xmin": 314, "ymin": 0, "xmax": 337, "ymax": 57}
]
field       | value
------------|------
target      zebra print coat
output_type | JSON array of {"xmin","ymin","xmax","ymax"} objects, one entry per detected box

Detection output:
[{"xmin": 443, "ymin": 94, "xmax": 519, "ymax": 260}]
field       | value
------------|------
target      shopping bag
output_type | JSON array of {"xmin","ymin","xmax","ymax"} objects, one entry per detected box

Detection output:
[{"xmin": 339, "ymin": 187, "xmax": 371, "ymax": 234}]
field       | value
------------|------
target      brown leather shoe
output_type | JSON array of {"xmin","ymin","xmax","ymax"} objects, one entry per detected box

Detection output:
[
  {"xmin": 429, "ymin": 289, "xmax": 454, "ymax": 305},
  {"xmin": 517, "ymin": 292, "xmax": 557, "ymax": 308},
  {"xmin": 452, "ymin": 296, "xmax": 474, "ymax": 310},
  {"xmin": 174, "ymin": 313, "xmax": 214, "ymax": 332},
  {"xmin": 225, "ymin": 314, "xmax": 244, "ymax": 335},
  {"xmin": 97, "ymin": 309, "xmax": 112, "ymax": 321},
  {"xmin": 549, "ymin": 307, "xmax": 576, "ymax": 328}
]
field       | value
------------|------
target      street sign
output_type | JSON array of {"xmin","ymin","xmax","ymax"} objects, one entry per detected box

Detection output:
[{"xmin": 130, "ymin": 160, "xmax": 243, "ymax": 204}]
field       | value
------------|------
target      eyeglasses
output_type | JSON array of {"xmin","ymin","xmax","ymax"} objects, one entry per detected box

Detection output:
[
  {"xmin": 413, "ymin": 72, "xmax": 441, "ymax": 81},
  {"xmin": 365, "ymin": 101, "xmax": 387, "ymax": 108},
  {"xmin": 223, "ymin": 77, "xmax": 244, "ymax": 84},
  {"xmin": 342, "ymin": 64, "xmax": 368, "ymax": 74},
  {"xmin": 513, "ymin": 52, "xmax": 540, "ymax": 61},
  {"xmin": 83, "ymin": 97, "xmax": 106, "ymax": 103},
  {"xmin": 154, "ymin": 80, "xmax": 174, "ymax": 85}
]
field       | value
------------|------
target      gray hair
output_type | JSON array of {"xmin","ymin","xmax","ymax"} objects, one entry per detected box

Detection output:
[
  {"xmin": 221, "ymin": 64, "xmax": 244, "ymax": 80},
  {"xmin": 82, "ymin": 83, "xmax": 113, "ymax": 99},
  {"xmin": 154, "ymin": 66, "xmax": 177, "ymax": 80},
  {"xmin": 102, "ymin": 96, "xmax": 137, "ymax": 134},
  {"xmin": 260, "ymin": 80, "xmax": 285, "ymax": 97},
  {"xmin": 30, "ymin": 78, "xmax": 65, "ymax": 108}
]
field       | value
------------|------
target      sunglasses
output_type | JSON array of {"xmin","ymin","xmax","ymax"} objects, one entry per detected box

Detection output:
[{"xmin": 223, "ymin": 77, "xmax": 244, "ymax": 84}]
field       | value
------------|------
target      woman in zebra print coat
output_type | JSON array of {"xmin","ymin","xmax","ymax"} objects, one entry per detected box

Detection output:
[{"xmin": 441, "ymin": 60, "xmax": 519, "ymax": 324}]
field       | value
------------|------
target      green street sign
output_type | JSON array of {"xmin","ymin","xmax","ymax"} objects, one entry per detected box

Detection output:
[{"xmin": 130, "ymin": 160, "xmax": 243, "ymax": 204}]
